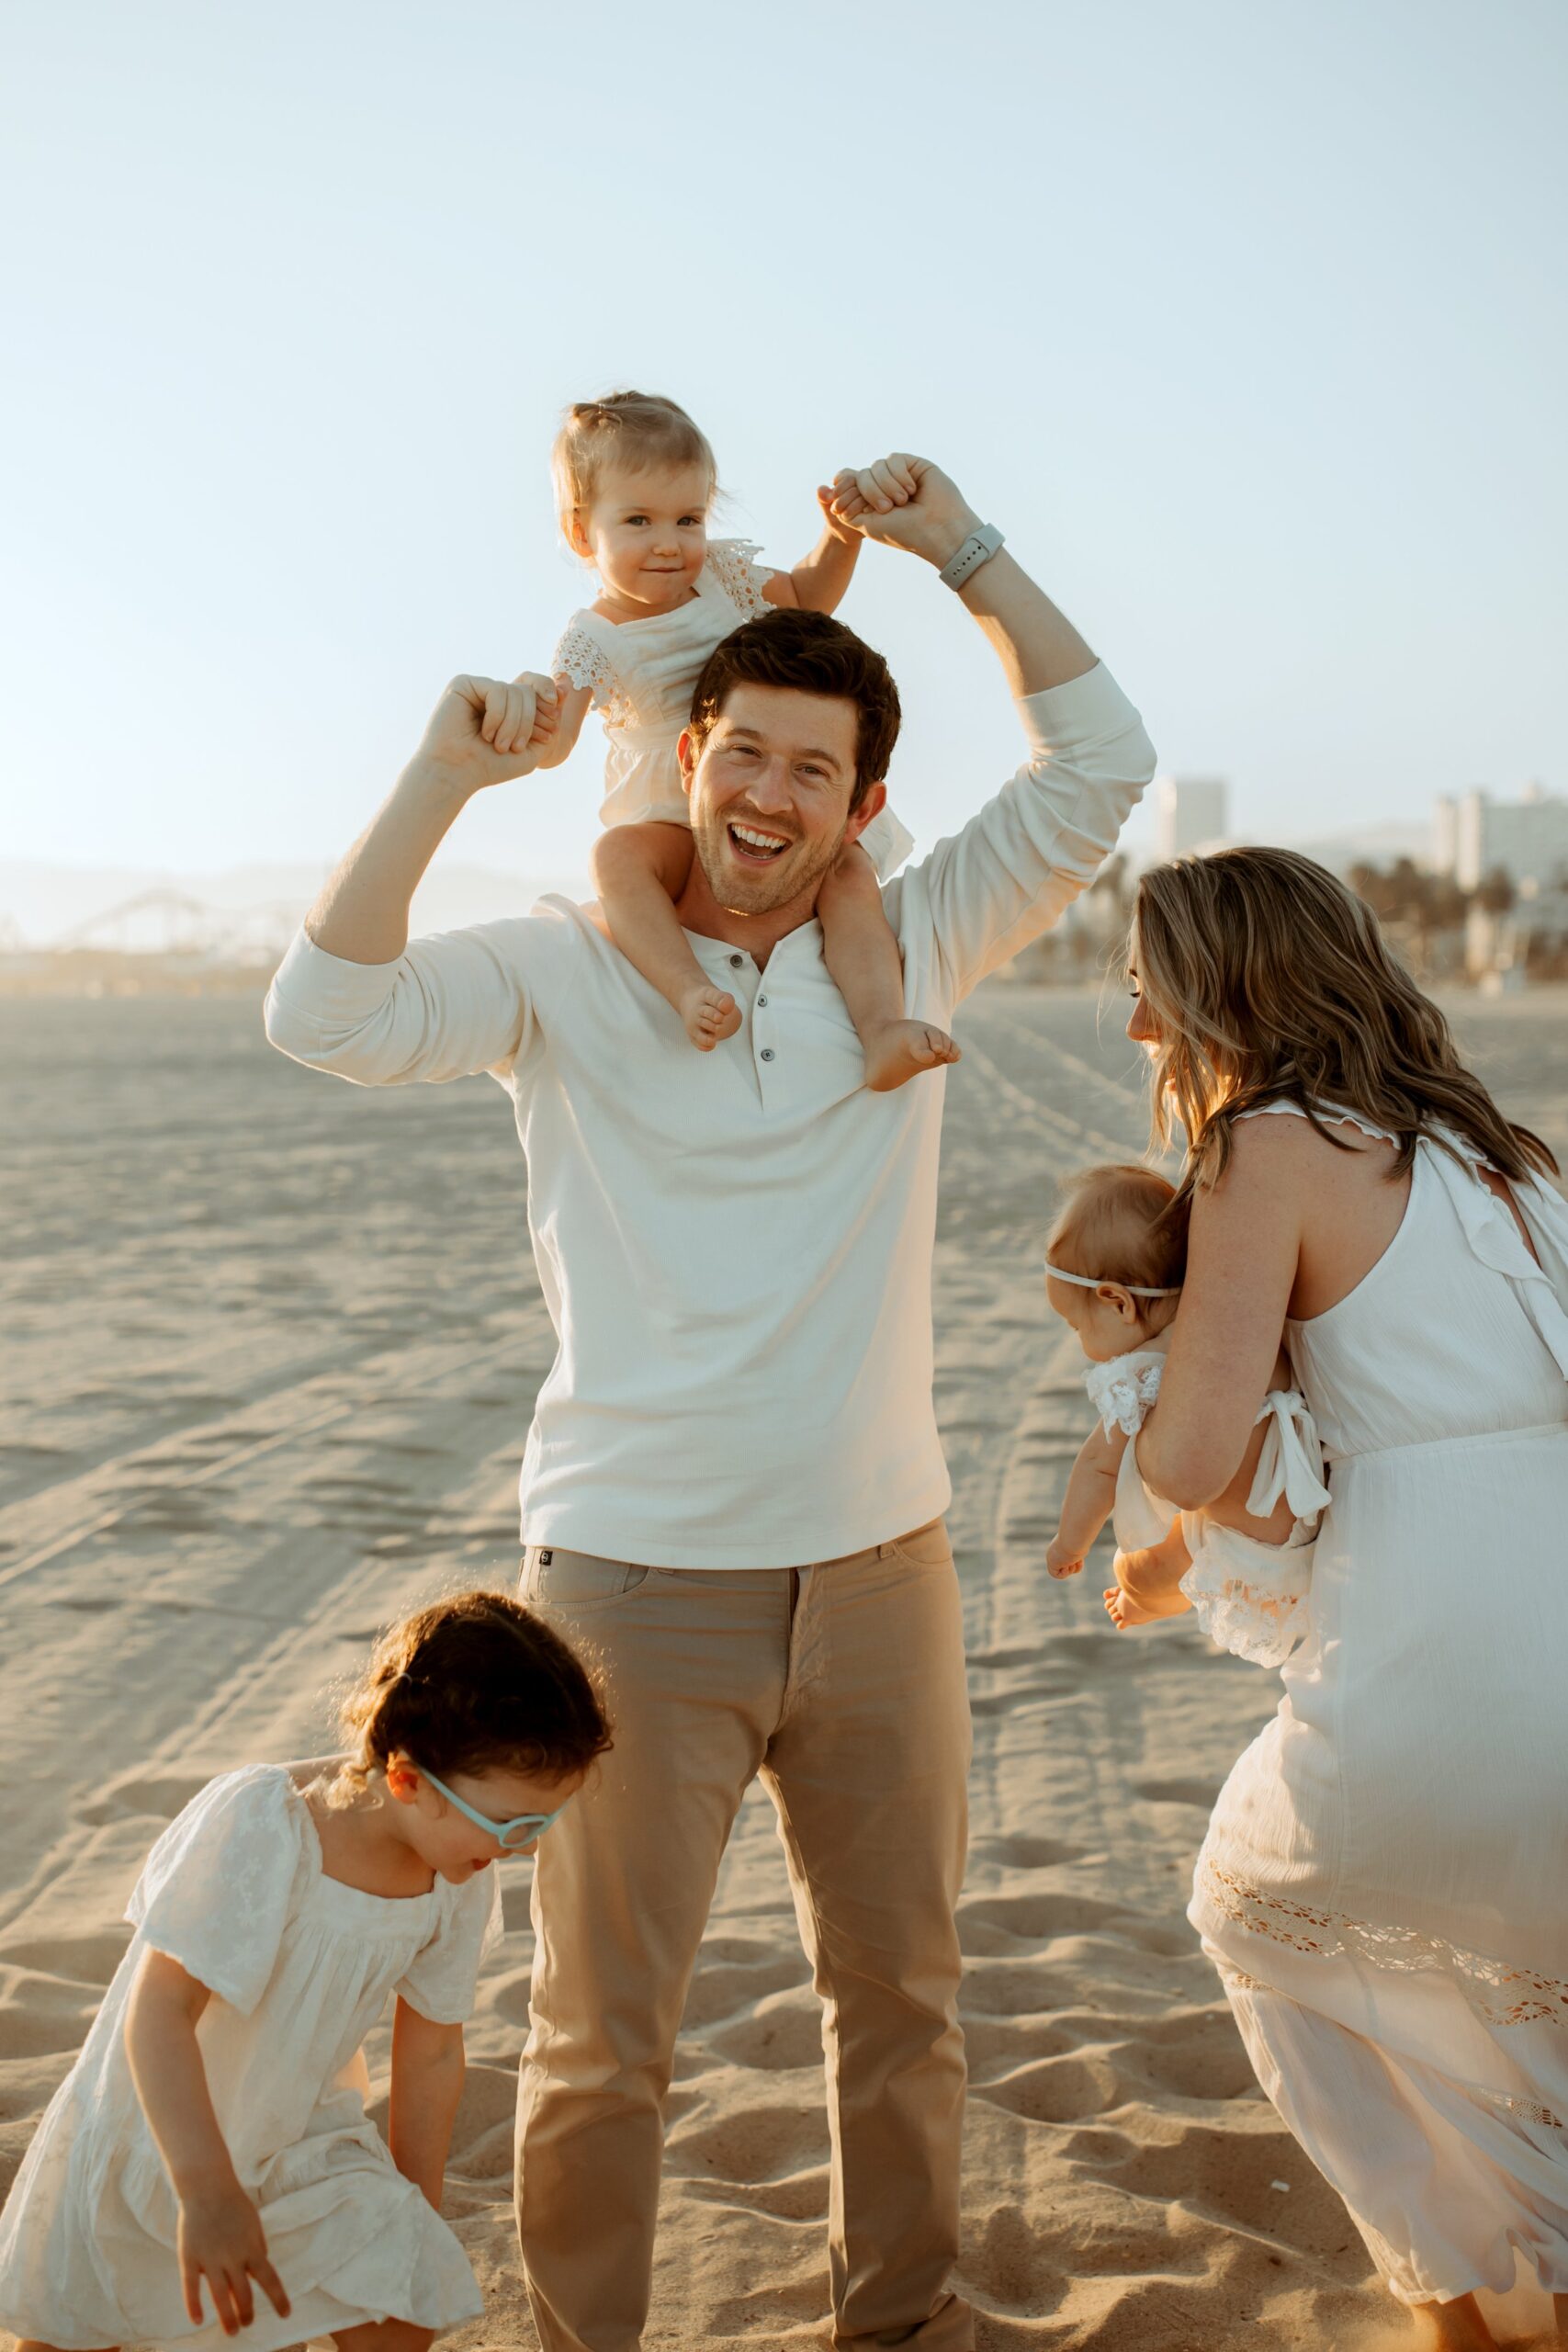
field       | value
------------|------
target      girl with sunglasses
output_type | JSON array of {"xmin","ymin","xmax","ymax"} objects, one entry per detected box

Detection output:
[{"xmin": 0, "ymin": 1589, "xmax": 610, "ymax": 2352}]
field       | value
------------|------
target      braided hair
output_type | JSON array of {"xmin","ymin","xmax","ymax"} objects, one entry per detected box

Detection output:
[{"xmin": 331, "ymin": 1589, "xmax": 611, "ymax": 1803}]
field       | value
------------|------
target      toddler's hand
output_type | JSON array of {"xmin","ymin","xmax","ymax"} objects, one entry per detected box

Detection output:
[
  {"xmin": 1045, "ymin": 1534, "xmax": 1083, "ymax": 1580},
  {"xmin": 817, "ymin": 482, "xmax": 864, "ymax": 545},
  {"xmin": 177, "ymin": 2179, "xmax": 290, "ymax": 2337}
]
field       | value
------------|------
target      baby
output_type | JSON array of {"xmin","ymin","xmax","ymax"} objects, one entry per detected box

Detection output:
[
  {"xmin": 531, "ymin": 390, "xmax": 959, "ymax": 1091},
  {"xmin": 1043, "ymin": 1164, "xmax": 1329, "ymax": 1667}
]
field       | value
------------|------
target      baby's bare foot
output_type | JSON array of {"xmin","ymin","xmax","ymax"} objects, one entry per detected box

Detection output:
[
  {"xmin": 682, "ymin": 985, "xmax": 741, "ymax": 1052},
  {"xmin": 1104, "ymin": 1588, "xmax": 1158, "ymax": 1631},
  {"xmin": 863, "ymin": 1020, "xmax": 961, "ymax": 1094}
]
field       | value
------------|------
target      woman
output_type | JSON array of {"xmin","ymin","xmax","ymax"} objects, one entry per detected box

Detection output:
[{"xmin": 1124, "ymin": 846, "xmax": 1568, "ymax": 2350}]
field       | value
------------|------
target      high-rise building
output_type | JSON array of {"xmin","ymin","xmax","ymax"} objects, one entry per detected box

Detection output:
[
  {"xmin": 1433, "ymin": 786, "xmax": 1568, "ymax": 892},
  {"xmin": 1153, "ymin": 775, "xmax": 1229, "ymax": 864}
]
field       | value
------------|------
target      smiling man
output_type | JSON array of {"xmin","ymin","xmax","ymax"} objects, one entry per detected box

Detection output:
[{"xmin": 264, "ymin": 455, "xmax": 1156, "ymax": 2352}]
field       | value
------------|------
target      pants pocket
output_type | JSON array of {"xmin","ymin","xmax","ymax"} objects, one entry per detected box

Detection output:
[
  {"xmin": 884, "ymin": 1516, "xmax": 953, "ymax": 1568},
  {"xmin": 522, "ymin": 1548, "xmax": 651, "ymax": 1610}
]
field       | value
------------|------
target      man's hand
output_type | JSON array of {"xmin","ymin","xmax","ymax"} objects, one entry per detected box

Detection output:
[
  {"xmin": 826, "ymin": 455, "xmax": 982, "ymax": 571},
  {"xmin": 412, "ymin": 671, "xmax": 561, "ymax": 797}
]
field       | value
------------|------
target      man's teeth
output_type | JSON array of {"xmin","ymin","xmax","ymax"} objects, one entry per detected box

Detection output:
[{"xmin": 731, "ymin": 823, "xmax": 788, "ymax": 855}]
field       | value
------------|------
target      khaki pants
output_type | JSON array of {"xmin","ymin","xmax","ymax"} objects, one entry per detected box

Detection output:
[{"xmin": 514, "ymin": 1521, "xmax": 974, "ymax": 2352}]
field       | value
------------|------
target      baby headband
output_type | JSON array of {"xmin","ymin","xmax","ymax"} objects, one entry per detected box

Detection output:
[{"xmin": 1043, "ymin": 1260, "xmax": 1181, "ymax": 1298}]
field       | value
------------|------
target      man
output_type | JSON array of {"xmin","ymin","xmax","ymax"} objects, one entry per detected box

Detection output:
[{"xmin": 265, "ymin": 455, "xmax": 1156, "ymax": 2351}]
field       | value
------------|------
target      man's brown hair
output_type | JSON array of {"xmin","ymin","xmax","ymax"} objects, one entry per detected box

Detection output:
[{"xmin": 686, "ymin": 609, "xmax": 901, "ymax": 813}]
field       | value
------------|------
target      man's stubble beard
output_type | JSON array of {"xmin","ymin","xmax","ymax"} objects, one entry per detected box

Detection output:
[{"xmin": 689, "ymin": 806, "xmax": 851, "ymax": 918}]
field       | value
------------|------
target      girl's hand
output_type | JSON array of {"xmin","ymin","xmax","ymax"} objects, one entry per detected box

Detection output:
[
  {"xmin": 1045, "ymin": 1534, "xmax": 1084, "ymax": 1579},
  {"xmin": 825, "ymin": 455, "xmax": 982, "ymax": 569},
  {"xmin": 177, "ymin": 2180, "xmax": 290, "ymax": 2337},
  {"xmin": 816, "ymin": 483, "xmax": 863, "ymax": 547}
]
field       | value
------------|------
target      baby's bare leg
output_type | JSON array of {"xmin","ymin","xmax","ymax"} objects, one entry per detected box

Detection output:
[
  {"xmin": 591, "ymin": 822, "xmax": 741, "ymax": 1051},
  {"xmin": 818, "ymin": 841, "xmax": 959, "ymax": 1092},
  {"xmin": 1104, "ymin": 1525, "xmax": 1194, "ymax": 1630}
]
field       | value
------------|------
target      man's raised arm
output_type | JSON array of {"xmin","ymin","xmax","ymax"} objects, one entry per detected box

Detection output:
[
  {"xmin": 829, "ymin": 458, "xmax": 1156, "ymax": 995},
  {"xmin": 264, "ymin": 673, "xmax": 563, "ymax": 1085}
]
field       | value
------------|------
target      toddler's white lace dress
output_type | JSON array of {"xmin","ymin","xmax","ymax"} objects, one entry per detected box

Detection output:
[
  {"xmin": 0, "ymin": 1764, "xmax": 500, "ymax": 2351},
  {"xmin": 553, "ymin": 537, "xmax": 915, "ymax": 876},
  {"xmin": 1187, "ymin": 1102, "xmax": 1568, "ymax": 2306},
  {"xmin": 1087, "ymin": 1340, "xmax": 1330, "ymax": 1668}
]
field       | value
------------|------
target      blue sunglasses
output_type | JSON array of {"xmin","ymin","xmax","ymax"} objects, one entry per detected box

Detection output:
[{"xmin": 416, "ymin": 1763, "xmax": 572, "ymax": 1852}]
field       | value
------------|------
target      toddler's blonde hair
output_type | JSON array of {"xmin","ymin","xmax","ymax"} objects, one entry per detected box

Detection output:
[
  {"xmin": 1046, "ymin": 1163, "xmax": 1188, "ymax": 1295},
  {"xmin": 552, "ymin": 390, "xmax": 716, "ymax": 549}
]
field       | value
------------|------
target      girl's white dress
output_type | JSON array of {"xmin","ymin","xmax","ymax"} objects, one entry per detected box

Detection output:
[
  {"xmin": 553, "ymin": 537, "xmax": 915, "ymax": 876},
  {"xmin": 1188, "ymin": 1103, "xmax": 1568, "ymax": 2304},
  {"xmin": 0, "ymin": 1764, "xmax": 500, "ymax": 2351},
  {"xmin": 1087, "ymin": 1342, "xmax": 1330, "ymax": 1668}
]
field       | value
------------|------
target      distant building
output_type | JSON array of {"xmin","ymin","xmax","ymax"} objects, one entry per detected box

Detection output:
[
  {"xmin": 1153, "ymin": 775, "xmax": 1229, "ymax": 863},
  {"xmin": 1434, "ymin": 786, "xmax": 1568, "ymax": 893}
]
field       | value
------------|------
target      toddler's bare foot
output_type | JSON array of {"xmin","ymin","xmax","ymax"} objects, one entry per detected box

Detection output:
[
  {"xmin": 1104, "ymin": 1587, "xmax": 1161, "ymax": 1630},
  {"xmin": 863, "ymin": 1019, "xmax": 961, "ymax": 1094},
  {"xmin": 682, "ymin": 985, "xmax": 741, "ymax": 1052}
]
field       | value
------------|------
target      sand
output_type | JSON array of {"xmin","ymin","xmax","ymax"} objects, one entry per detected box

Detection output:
[{"xmin": 3, "ymin": 981, "xmax": 1564, "ymax": 2350}]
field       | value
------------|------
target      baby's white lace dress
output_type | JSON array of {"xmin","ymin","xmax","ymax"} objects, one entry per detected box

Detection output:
[
  {"xmin": 0, "ymin": 1764, "xmax": 501, "ymax": 2351},
  {"xmin": 1088, "ymin": 1341, "xmax": 1329, "ymax": 1668},
  {"xmin": 553, "ymin": 537, "xmax": 915, "ymax": 878}
]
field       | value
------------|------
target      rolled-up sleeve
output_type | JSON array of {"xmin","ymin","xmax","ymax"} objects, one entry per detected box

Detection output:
[
  {"xmin": 263, "ymin": 916, "xmax": 558, "ymax": 1087},
  {"xmin": 908, "ymin": 662, "xmax": 1156, "ymax": 1001}
]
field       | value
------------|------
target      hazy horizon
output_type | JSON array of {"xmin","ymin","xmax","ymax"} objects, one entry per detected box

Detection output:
[{"xmin": 5, "ymin": 0, "xmax": 1565, "ymax": 885}]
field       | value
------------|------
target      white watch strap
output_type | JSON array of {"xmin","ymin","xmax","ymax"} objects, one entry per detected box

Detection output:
[{"xmin": 939, "ymin": 522, "xmax": 1005, "ymax": 591}]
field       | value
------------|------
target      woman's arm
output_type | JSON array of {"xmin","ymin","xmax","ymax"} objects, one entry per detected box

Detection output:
[
  {"xmin": 1135, "ymin": 1120, "xmax": 1305, "ymax": 1511},
  {"xmin": 125, "ymin": 1950, "xmax": 291, "ymax": 2335},
  {"xmin": 763, "ymin": 492, "xmax": 864, "ymax": 615},
  {"xmin": 389, "ymin": 1997, "xmax": 467, "ymax": 2211},
  {"xmin": 1047, "ymin": 1421, "xmax": 1128, "ymax": 1577}
]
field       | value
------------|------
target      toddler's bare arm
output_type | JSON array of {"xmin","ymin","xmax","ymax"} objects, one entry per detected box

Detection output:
[
  {"xmin": 1048, "ymin": 1421, "xmax": 1126, "ymax": 1577},
  {"xmin": 531, "ymin": 679, "xmax": 592, "ymax": 770}
]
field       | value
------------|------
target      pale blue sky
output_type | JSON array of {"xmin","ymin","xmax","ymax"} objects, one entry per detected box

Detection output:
[{"xmin": 4, "ymin": 0, "xmax": 1564, "ymax": 884}]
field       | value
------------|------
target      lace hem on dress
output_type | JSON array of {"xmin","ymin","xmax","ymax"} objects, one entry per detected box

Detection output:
[
  {"xmin": 1179, "ymin": 1523, "xmax": 1314, "ymax": 1668},
  {"xmin": 1195, "ymin": 1853, "xmax": 1568, "ymax": 2028},
  {"xmin": 552, "ymin": 620, "xmax": 612, "ymax": 697},
  {"xmin": 705, "ymin": 538, "xmax": 775, "ymax": 619},
  {"xmin": 1084, "ymin": 1348, "xmax": 1166, "ymax": 1439}
]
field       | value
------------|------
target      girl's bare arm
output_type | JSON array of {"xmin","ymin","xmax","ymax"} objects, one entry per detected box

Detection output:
[
  {"xmin": 125, "ymin": 1949, "xmax": 290, "ymax": 2333},
  {"xmin": 1047, "ymin": 1421, "xmax": 1127, "ymax": 1577},
  {"xmin": 532, "ymin": 680, "xmax": 592, "ymax": 770},
  {"xmin": 389, "ymin": 1996, "xmax": 467, "ymax": 2211},
  {"xmin": 763, "ymin": 493, "xmax": 864, "ymax": 616}
]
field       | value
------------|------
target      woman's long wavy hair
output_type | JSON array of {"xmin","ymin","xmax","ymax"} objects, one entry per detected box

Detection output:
[{"xmin": 1125, "ymin": 846, "xmax": 1557, "ymax": 1193}]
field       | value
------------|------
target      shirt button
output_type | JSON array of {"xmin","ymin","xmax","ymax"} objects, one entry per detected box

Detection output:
[
  {"xmin": 760, "ymin": 1047, "xmax": 775, "ymax": 1062},
  {"xmin": 756, "ymin": 993, "xmax": 769, "ymax": 1008},
  {"xmin": 728, "ymin": 953, "xmax": 744, "ymax": 968}
]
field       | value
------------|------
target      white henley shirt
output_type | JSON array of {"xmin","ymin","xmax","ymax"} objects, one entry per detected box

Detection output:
[{"xmin": 264, "ymin": 661, "xmax": 1155, "ymax": 1567}]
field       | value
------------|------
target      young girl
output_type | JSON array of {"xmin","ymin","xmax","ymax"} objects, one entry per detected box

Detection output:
[
  {"xmin": 532, "ymin": 390, "xmax": 959, "ymax": 1091},
  {"xmin": 1042, "ymin": 1163, "xmax": 1330, "ymax": 1665},
  {"xmin": 0, "ymin": 1589, "xmax": 610, "ymax": 2352}
]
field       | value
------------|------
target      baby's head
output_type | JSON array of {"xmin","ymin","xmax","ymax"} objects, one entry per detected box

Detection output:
[
  {"xmin": 553, "ymin": 390, "xmax": 716, "ymax": 614},
  {"xmin": 330, "ymin": 1588, "xmax": 613, "ymax": 1881},
  {"xmin": 1044, "ymin": 1163, "xmax": 1188, "ymax": 1363}
]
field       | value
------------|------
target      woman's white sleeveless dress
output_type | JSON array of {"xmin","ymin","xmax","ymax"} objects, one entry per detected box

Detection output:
[
  {"xmin": 1190, "ymin": 1102, "xmax": 1568, "ymax": 2304},
  {"xmin": 552, "ymin": 537, "xmax": 915, "ymax": 877}
]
